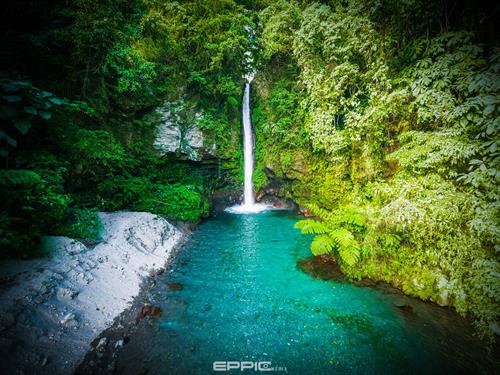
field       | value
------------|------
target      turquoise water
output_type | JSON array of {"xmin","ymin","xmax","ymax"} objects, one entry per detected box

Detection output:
[{"xmin": 116, "ymin": 211, "xmax": 496, "ymax": 374}]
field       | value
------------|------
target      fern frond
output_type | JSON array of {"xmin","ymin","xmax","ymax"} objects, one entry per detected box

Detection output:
[
  {"xmin": 310, "ymin": 234, "xmax": 335, "ymax": 256},
  {"xmin": 330, "ymin": 228, "xmax": 361, "ymax": 266},
  {"xmin": 294, "ymin": 219, "xmax": 329, "ymax": 234},
  {"xmin": 0, "ymin": 169, "xmax": 41, "ymax": 187},
  {"xmin": 336, "ymin": 206, "xmax": 367, "ymax": 228},
  {"xmin": 306, "ymin": 203, "xmax": 335, "ymax": 222}
]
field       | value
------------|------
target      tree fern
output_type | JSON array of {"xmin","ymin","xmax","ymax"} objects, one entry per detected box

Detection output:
[
  {"xmin": 294, "ymin": 219, "xmax": 329, "ymax": 234},
  {"xmin": 306, "ymin": 202, "xmax": 335, "ymax": 222},
  {"xmin": 330, "ymin": 228, "xmax": 361, "ymax": 266},
  {"xmin": 336, "ymin": 206, "xmax": 367, "ymax": 229},
  {"xmin": 310, "ymin": 234, "xmax": 335, "ymax": 255},
  {"xmin": 306, "ymin": 202, "xmax": 366, "ymax": 230},
  {"xmin": 295, "ymin": 204, "xmax": 362, "ymax": 266}
]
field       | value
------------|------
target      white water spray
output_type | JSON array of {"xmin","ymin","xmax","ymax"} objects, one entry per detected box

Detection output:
[
  {"xmin": 242, "ymin": 79, "xmax": 254, "ymax": 206},
  {"xmin": 225, "ymin": 75, "xmax": 271, "ymax": 214},
  {"xmin": 225, "ymin": 36, "xmax": 271, "ymax": 214}
]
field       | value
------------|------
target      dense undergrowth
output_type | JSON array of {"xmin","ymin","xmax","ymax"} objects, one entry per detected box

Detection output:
[
  {"xmin": 0, "ymin": 0, "xmax": 256, "ymax": 258},
  {"xmin": 253, "ymin": 0, "xmax": 499, "ymax": 340}
]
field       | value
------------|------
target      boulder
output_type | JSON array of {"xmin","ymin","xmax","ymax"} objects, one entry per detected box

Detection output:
[{"xmin": 151, "ymin": 103, "xmax": 216, "ymax": 161}]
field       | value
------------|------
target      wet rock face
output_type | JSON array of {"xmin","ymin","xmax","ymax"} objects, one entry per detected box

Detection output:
[
  {"xmin": 210, "ymin": 190, "xmax": 242, "ymax": 212},
  {"xmin": 0, "ymin": 212, "xmax": 185, "ymax": 375},
  {"xmin": 151, "ymin": 103, "xmax": 216, "ymax": 161},
  {"xmin": 255, "ymin": 168, "xmax": 298, "ymax": 210}
]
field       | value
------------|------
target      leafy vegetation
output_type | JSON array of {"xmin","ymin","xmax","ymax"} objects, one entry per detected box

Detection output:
[
  {"xmin": 295, "ymin": 204, "xmax": 365, "ymax": 266},
  {"xmin": 0, "ymin": 0, "xmax": 253, "ymax": 258},
  {"xmin": 0, "ymin": 0, "xmax": 498, "ymax": 343},
  {"xmin": 255, "ymin": 0, "xmax": 499, "ymax": 340}
]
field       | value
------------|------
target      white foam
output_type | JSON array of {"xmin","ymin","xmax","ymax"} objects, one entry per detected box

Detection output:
[{"xmin": 224, "ymin": 203, "xmax": 273, "ymax": 214}]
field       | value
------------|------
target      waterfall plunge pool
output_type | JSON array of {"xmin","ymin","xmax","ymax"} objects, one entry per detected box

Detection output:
[{"xmin": 108, "ymin": 210, "xmax": 497, "ymax": 374}]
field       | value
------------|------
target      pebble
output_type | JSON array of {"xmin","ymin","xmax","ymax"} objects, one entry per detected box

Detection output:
[
  {"xmin": 61, "ymin": 313, "xmax": 76, "ymax": 325},
  {"xmin": 97, "ymin": 337, "xmax": 108, "ymax": 351},
  {"xmin": 57, "ymin": 288, "xmax": 79, "ymax": 299}
]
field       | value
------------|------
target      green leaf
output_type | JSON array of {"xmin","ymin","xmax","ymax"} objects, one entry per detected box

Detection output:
[
  {"xmin": 0, "ymin": 105, "xmax": 16, "ymax": 118},
  {"xmin": 484, "ymin": 105, "xmax": 495, "ymax": 116},
  {"xmin": 38, "ymin": 111, "xmax": 52, "ymax": 120},
  {"xmin": 49, "ymin": 97, "xmax": 62, "ymax": 105},
  {"xmin": 486, "ymin": 122, "xmax": 496, "ymax": 135},
  {"xmin": 13, "ymin": 118, "xmax": 31, "ymax": 134},
  {"xmin": 24, "ymin": 106, "xmax": 37, "ymax": 115},
  {"xmin": 0, "ymin": 169, "xmax": 41, "ymax": 186},
  {"xmin": 0, "ymin": 130, "xmax": 17, "ymax": 147},
  {"xmin": 310, "ymin": 234, "xmax": 335, "ymax": 256},
  {"xmin": 330, "ymin": 228, "xmax": 360, "ymax": 266},
  {"xmin": 2, "ymin": 95, "xmax": 22, "ymax": 102},
  {"xmin": 294, "ymin": 219, "xmax": 329, "ymax": 234}
]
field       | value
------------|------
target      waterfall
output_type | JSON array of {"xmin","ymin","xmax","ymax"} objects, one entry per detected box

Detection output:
[
  {"xmin": 225, "ymin": 40, "xmax": 271, "ymax": 214},
  {"xmin": 225, "ymin": 76, "xmax": 271, "ymax": 214},
  {"xmin": 242, "ymin": 80, "xmax": 254, "ymax": 206}
]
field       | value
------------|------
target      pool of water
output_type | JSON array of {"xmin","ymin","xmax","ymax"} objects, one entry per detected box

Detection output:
[{"xmin": 114, "ymin": 211, "xmax": 497, "ymax": 374}]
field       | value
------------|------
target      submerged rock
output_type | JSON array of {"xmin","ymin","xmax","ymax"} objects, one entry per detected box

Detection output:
[
  {"xmin": 167, "ymin": 282, "xmax": 183, "ymax": 291},
  {"xmin": 137, "ymin": 306, "xmax": 162, "ymax": 320},
  {"xmin": 297, "ymin": 256, "xmax": 344, "ymax": 282},
  {"xmin": 392, "ymin": 299, "xmax": 407, "ymax": 308}
]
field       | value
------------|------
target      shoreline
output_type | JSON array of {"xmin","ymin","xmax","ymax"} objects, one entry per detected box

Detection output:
[
  {"xmin": 74, "ymin": 262, "xmax": 179, "ymax": 374},
  {"xmin": 0, "ymin": 211, "xmax": 189, "ymax": 374},
  {"xmin": 76, "ymin": 216, "xmax": 499, "ymax": 374}
]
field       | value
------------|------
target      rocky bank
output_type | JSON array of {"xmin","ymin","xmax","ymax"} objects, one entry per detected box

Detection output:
[{"xmin": 0, "ymin": 212, "xmax": 186, "ymax": 374}]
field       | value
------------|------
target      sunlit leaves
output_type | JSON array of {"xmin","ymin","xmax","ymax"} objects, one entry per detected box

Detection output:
[
  {"xmin": 258, "ymin": 0, "xmax": 499, "ymax": 338},
  {"xmin": 310, "ymin": 234, "xmax": 334, "ymax": 256},
  {"xmin": 295, "ymin": 203, "xmax": 364, "ymax": 266},
  {"xmin": 294, "ymin": 219, "xmax": 329, "ymax": 234}
]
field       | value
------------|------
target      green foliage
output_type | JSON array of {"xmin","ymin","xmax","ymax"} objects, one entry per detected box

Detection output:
[
  {"xmin": 294, "ymin": 218, "xmax": 329, "ymax": 235},
  {"xmin": 0, "ymin": 169, "xmax": 42, "ymax": 187},
  {"xmin": 0, "ymin": 79, "xmax": 65, "ymax": 156},
  {"xmin": 104, "ymin": 44, "xmax": 157, "ymax": 95},
  {"xmin": 258, "ymin": 0, "xmax": 500, "ymax": 339},
  {"xmin": 74, "ymin": 129, "xmax": 125, "ymax": 169},
  {"xmin": 145, "ymin": 183, "xmax": 209, "ymax": 221},
  {"xmin": 97, "ymin": 176, "xmax": 152, "ymax": 210},
  {"xmin": 59, "ymin": 208, "xmax": 102, "ymax": 242},
  {"xmin": 310, "ymin": 234, "xmax": 334, "ymax": 256},
  {"xmin": 0, "ymin": 168, "xmax": 71, "ymax": 258},
  {"xmin": 97, "ymin": 176, "xmax": 208, "ymax": 222},
  {"xmin": 295, "ymin": 203, "xmax": 364, "ymax": 266}
]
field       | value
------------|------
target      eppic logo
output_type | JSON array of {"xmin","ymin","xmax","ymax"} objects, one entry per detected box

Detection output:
[{"xmin": 213, "ymin": 361, "xmax": 287, "ymax": 372}]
